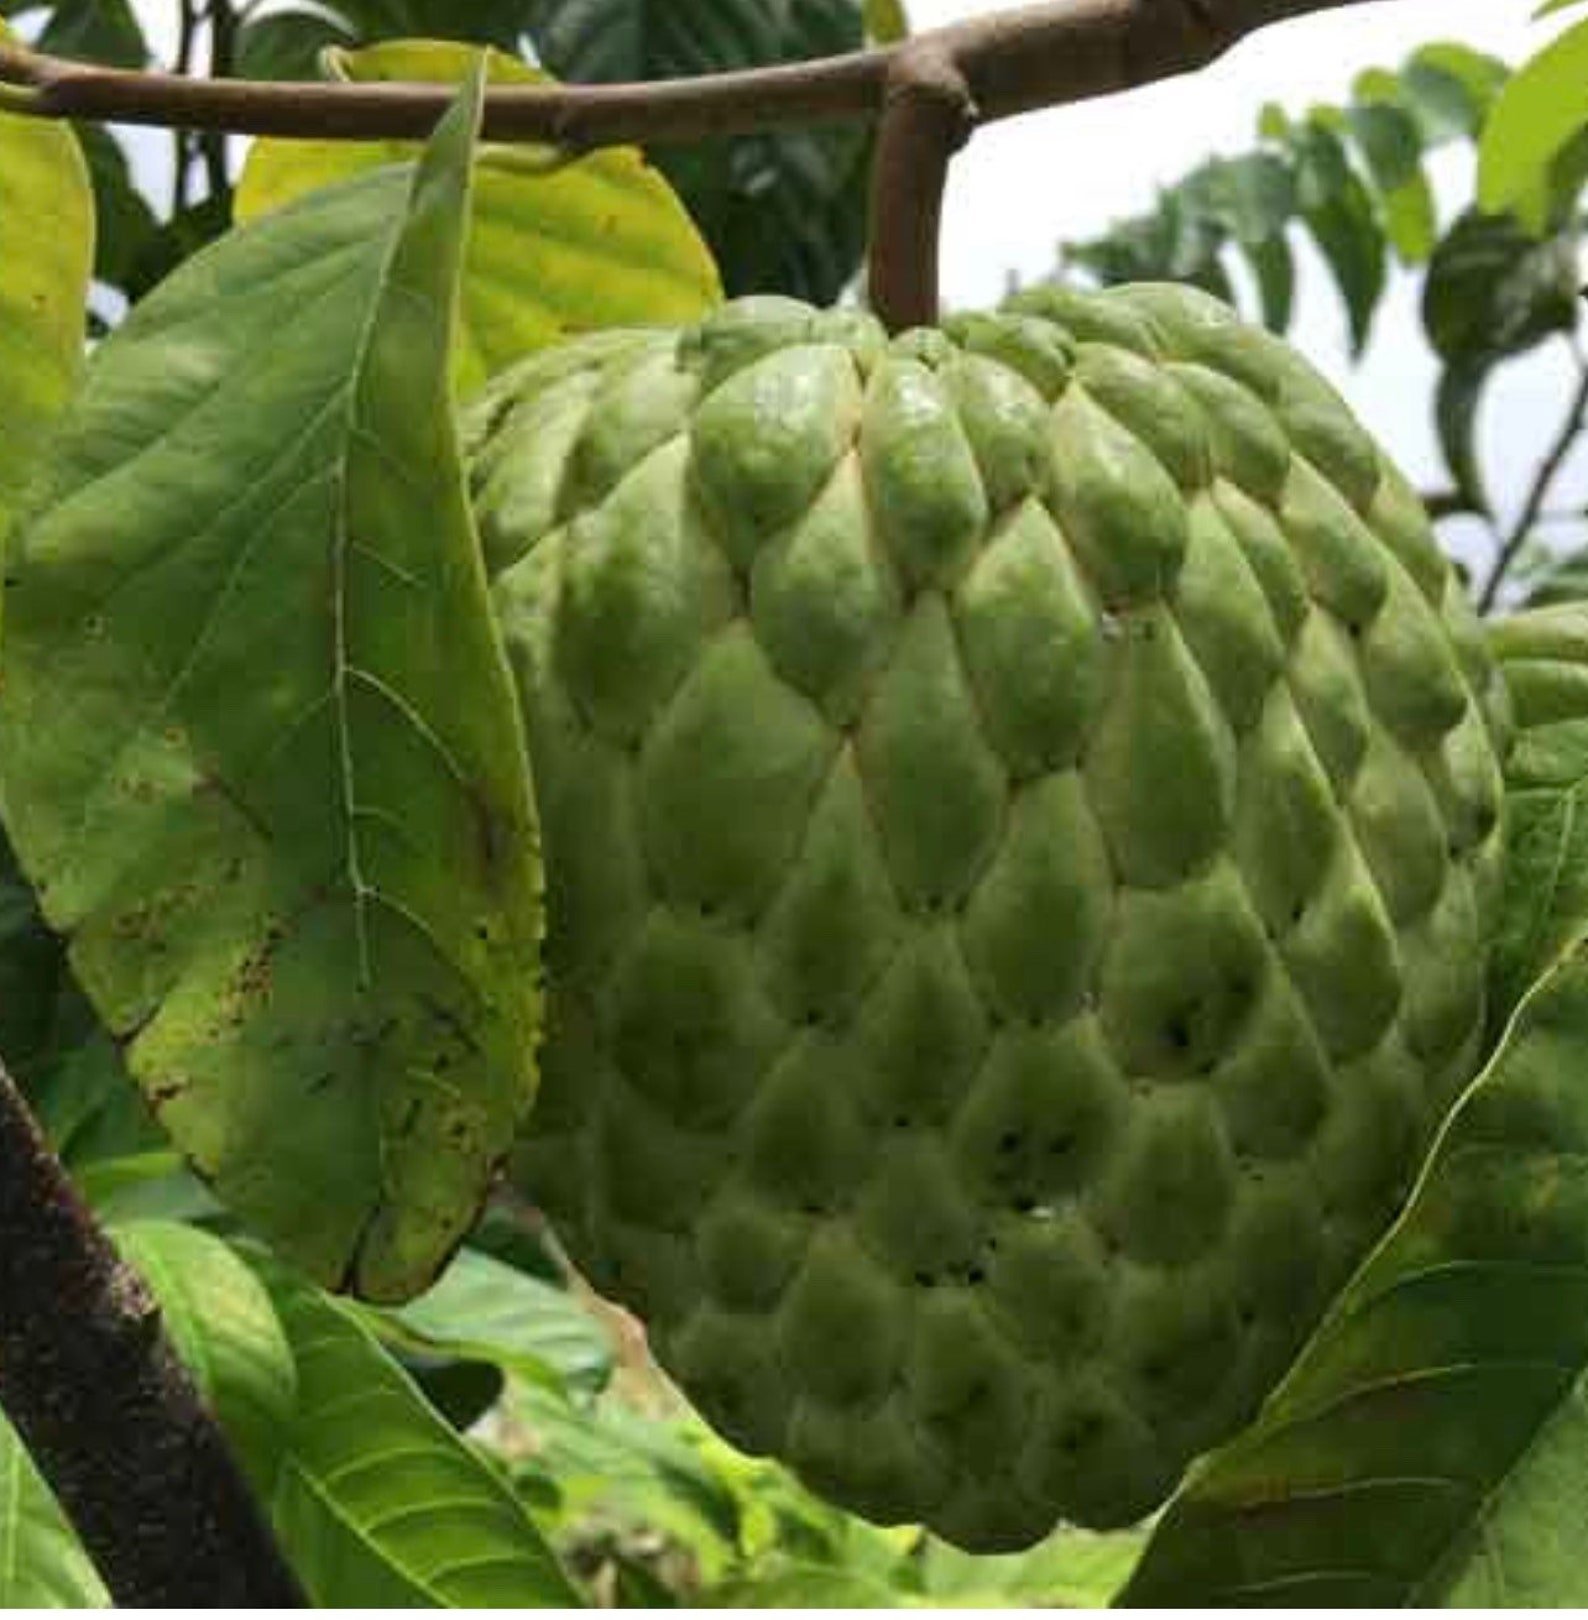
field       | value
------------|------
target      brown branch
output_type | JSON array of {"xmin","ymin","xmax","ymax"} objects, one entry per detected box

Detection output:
[
  {"xmin": 0, "ymin": 1064, "xmax": 306, "ymax": 1607},
  {"xmin": 868, "ymin": 45, "xmax": 976, "ymax": 332},
  {"xmin": 0, "ymin": 0, "xmax": 1381, "ymax": 147},
  {"xmin": 1478, "ymin": 343, "xmax": 1588, "ymax": 613}
]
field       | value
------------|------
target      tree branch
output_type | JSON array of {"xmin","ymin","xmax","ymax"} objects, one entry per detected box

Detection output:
[
  {"xmin": 1478, "ymin": 345, "xmax": 1588, "ymax": 613},
  {"xmin": 0, "ymin": 1064, "xmax": 306, "ymax": 1607},
  {"xmin": 0, "ymin": 0, "xmax": 1381, "ymax": 147},
  {"xmin": 868, "ymin": 45, "xmax": 976, "ymax": 331}
]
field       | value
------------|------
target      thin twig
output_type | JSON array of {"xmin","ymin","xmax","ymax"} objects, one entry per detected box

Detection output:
[
  {"xmin": 1478, "ymin": 344, "xmax": 1588, "ymax": 613},
  {"xmin": 868, "ymin": 45, "xmax": 977, "ymax": 331},
  {"xmin": 0, "ymin": 1064, "xmax": 306, "ymax": 1606},
  {"xmin": 0, "ymin": 0, "xmax": 1377, "ymax": 147},
  {"xmin": 200, "ymin": 0, "xmax": 235, "ymax": 203}
]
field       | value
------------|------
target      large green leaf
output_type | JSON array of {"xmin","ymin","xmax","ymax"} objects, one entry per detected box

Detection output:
[
  {"xmin": 0, "ymin": 28, "xmax": 93, "ymax": 557},
  {"xmin": 0, "ymin": 73, "xmax": 544, "ymax": 1300},
  {"xmin": 367, "ymin": 1245, "xmax": 614, "ymax": 1395},
  {"xmin": 526, "ymin": 0, "xmax": 871, "ymax": 304},
  {"xmin": 1486, "ymin": 604, "xmax": 1588, "ymax": 1021},
  {"xmin": 262, "ymin": 1264, "xmax": 581, "ymax": 1606},
  {"xmin": 1479, "ymin": 18, "xmax": 1588, "ymax": 234},
  {"xmin": 236, "ymin": 40, "xmax": 720, "ymax": 395},
  {"xmin": 113, "ymin": 1221, "xmax": 297, "ymax": 1498},
  {"xmin": 1119, "ymin": 943, "xmax": 1588, "ymax": 1606},
  {"xmin": 0, "ymin": 1418, "xmax": 106, "ymax": 1607}
]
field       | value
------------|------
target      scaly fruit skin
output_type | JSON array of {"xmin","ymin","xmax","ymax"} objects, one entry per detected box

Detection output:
[{"xmin": 464, "ymin": 286, "xmax": 1510, "ymax": 1550}]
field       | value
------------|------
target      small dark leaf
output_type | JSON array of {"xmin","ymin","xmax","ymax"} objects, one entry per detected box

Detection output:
[
  {"xmin": 1346, "ymin": 95, "xmax": 1436, "ymax": 262},
  {"xmin": 330, "ymin": 0, "xmax": 533, "ymax": 49},
  {"xmin": 1291, "ymin": 120, "xmax": 1387, "ymax": 354},
  {"xmin": 526, "ymin": 0, "xmax": 869, "ymax": 302},
  {"xmin": 1239, "ymin": 231, "xmax": 1296, "ymax": 334},
  {"xmin": 401, "ymin": 1353, "xmax": 506, "ymax": 1431},
  {"xmin": 37, "ymin": 0, "xmax": 145, "ymax": 67},
  {"xmin": 1422, "ymin": 208, "xmax": 1579, "ymax": 364},
  {"xmin": 1218, "ymin": 151, "xmax": 1297, "ymax": 244},
  {"xmin": 236, "ymin": 10, "xmax": 356, "ymax": 80}
]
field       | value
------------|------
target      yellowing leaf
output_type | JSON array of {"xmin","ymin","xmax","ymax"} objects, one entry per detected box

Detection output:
[{"xmin": 237, "ymin": 40, "xmax": 721, "ymax": 394}]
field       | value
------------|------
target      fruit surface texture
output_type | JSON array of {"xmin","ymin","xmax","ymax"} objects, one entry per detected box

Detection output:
[{"xmin": 465, "ymin": 285, "xmax": 1510, "ymax": 1548}]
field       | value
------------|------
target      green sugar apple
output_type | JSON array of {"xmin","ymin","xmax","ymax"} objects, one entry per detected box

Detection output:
[{"xmin": 463, "ymin": 284, "xmax": 1511, "ymax": 1550}]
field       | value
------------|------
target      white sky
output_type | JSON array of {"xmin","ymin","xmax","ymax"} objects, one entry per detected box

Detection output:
[{"xmin": 125, "ymin": 0, "xmax": 1586, "ymax": 571}]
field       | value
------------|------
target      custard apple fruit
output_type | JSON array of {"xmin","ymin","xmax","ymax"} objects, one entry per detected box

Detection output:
[{"xmin": 464, "ymin": 285, "xmax": 1510, "ymax": 1549}]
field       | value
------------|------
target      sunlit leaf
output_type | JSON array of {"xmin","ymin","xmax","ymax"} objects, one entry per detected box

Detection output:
[
  {"xmin": 1479, "ymin": 18, "xmax": 1588, "ymax": 233},
  {"xmin": 366, "ymin": 1245, "xmax": 614, "ymax": 1395},
  {"xmin": 0, "ymin": 21, "xmax": 93, "ymax": 560},
  {"xmin": 262, "ymin": 1264, "xmax": 582, "ymax": 1606},
  {"xmin": 0, "ymin": 1417, "xmax": 105, "ymax": 1607}
]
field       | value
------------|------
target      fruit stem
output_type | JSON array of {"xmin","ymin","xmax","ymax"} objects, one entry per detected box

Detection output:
[{"xmin": 868, "ymin": 45, "xmax": 976, "ymax": 333}]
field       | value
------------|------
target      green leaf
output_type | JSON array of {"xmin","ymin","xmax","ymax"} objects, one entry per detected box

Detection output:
[
  {"xmin": 0, "ymin": 26, "xmax": 93, "ymax": 558},
  {"xmin": 330, "ymin": 0, "xmax": 533, "ymax": 49},
  {"xmin": 1218, "ymin": 151, "xmax": 1297, "ymax": 244},
  {"xmin": 1479, "ymin": 18, "xmax": 1588, "ymax": 233},
  {"xmin": 1422, "ymin": 209, "xmax": 1579, "ymax": 364},
  {"xmin": 236, "ymin": 41, "xmax": 719, "ymax": 394},
  {"xmin": 918, "ymin": 1525, "xmax": 1149, "ymax": 1607},
  {"xmin": 120, "ymin": 194, "xmax": 235, "ymax": 302},
  {"xmin": 1434, "ymin": 359, "xmax": 1491, "ymax": 515},
  {"xmin": 511, "ymin": 1381, "xmax": 744, "ymax": 1577},
  {"xmin": 260, "ymin": 1264, "xmax": 581, "ymax": 1606},
  {"xmin": 526, "ymin": 0, "xmax": 869, "ymax": 303},
  {"xmin": 36, "ymin": 0, "xmax": 145, "ymax": 67},
  {"xmin": 73, "ymin": 1150, "xmax": 219, "ymax": 1225},
  {"xmin": 1291, "ymin": 120, "xmax": 1387, "ymax": 354},
  {"xmin": 366, "ymin": 1246, "xmax": 614, "ymax": 1396},
  {"xmin": 1119, "ymin": 940, "xmax": 1588, "ymax": 1606},
  {"xmin": 113, "ymin": 1221, "xmax": 297, "ymax": 1498},
  {"xmin": 0, "ymin": 1416, "xmax": 106, "ymax": 1606},
  {"xmin": 1346, "ymin": 97, "xmax": 1437, "ymax": 262},
  {"xmin": 701, "ymin": 1562, "xmax": 906, "ymax": 1607},
  {"xmin": 1400, "ymin": 42, "xmax": 1509, "ymax": 143},
  {"xmin": 864, "ymin": 0, "xmax": 909, "ymax": 43},
  {"xmin": 0, "ymin": 72, "xmax": 544, "ymax": 1299},
  {"xmin": 70, "ymin": 123, "xmax": 159, "ymax": 295},
  {"xmin": 1240, "ymin": 232, "xmax": 1296, "ymax": 334},
  {"xmin": 236, "ymin": 10, "xmax": 356, "ymax": 80},
  {"xmin": 1485, "ymin": 604, "xmax": 1588, "ymax": 1019}
]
